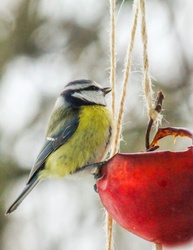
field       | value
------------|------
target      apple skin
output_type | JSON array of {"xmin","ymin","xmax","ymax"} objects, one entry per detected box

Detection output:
[{"xmin": 97, "ymin": 146, "xmax": 193, "ymax": 246}]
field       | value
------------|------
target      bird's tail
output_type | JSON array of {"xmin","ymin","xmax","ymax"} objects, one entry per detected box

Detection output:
[{"xmin": 6, "ymin": 175, "xmax": 40, "ymax": 215}]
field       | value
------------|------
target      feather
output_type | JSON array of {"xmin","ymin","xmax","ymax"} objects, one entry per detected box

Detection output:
[
  {"xmin": 27, "ymin": 115, "xmax": 79, "ymax": 184},
  {"xmin": 6, "ymin": 175, "xmax": 40, "ymax": 214}
]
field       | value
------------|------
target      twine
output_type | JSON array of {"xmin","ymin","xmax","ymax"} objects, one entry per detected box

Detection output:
[
  {"xmin": 107, "ymin": 1, "xmax": 162, "ymax": 250},
  {"xmin": 107, "ymin": 1, "xmax": 117, "ymax": 249},
  {"xmin": 107, "ymin": 2, "xmax": 139, "ymax": 248},
  {"xmin": 152, "ymin": 243, "xmax": 163, "ymax": 250},
  {"xmin": 140, "ymin": 1, "xmax": 162, "ymax": 250},
  {"xmin": 109, "ymin": 0, "xmax": 116, "ymax": 118},
  {"xmin": 139, "ymin": 0, "xmax": 162, "ymax": 124},
  {"xmin": 106, "ymin": 0, "xmax": 116, "ymax": 250},
  {"xmin": 112, "ymin": 0, "xmax": 139, "ymax": 155}
]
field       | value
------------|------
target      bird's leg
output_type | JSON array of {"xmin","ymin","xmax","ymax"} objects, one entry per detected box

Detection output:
[
  {"xmin": 93, "ymin": 171, "xmax": 105, "ymax": 193},
  {"xmin": 92, "ymin": 163, "xmax": 105, "ymax": 180},
  {"xmin": 73, "ymin": 161, "xmax": 106, "ymax": 176},
  {"xmin": 93, "ymin": 183, "xmax": 98, "ymax": 193},
  {"xmin": 74, "ymin": 161, "xmax": 107, "ymax": 193},
  {"xmin": 92, "ymin": 162, "xmax": 106, "ymax": 193}
]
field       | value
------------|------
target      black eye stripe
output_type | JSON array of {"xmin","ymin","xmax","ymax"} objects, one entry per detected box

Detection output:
[
  {"xmin": 83, "ymin": 86, "xmax": 100, "ymax": 91},
  {"xmin": 61, "ymin": 85, "xmax": 100, "ymax": 96},
  {"xmin": 69, "ymin": 86, "xmax": 100, "ymax": 94}
]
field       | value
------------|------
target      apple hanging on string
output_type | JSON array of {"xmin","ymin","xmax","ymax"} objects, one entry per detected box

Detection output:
[{"xmin": 96, "ymin": 127, "xmax": 193, "ymax": 246}]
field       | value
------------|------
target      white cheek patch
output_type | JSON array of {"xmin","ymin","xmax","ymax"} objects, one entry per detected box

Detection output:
[{"xmin": 72, "ymin": 90, "xmax": 106, "ymax": 106}]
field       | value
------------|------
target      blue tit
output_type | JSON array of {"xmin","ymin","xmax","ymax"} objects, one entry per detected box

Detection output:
[{"xmin": 6, "ymin": 79, "xmax": 114, "ymax": 214}]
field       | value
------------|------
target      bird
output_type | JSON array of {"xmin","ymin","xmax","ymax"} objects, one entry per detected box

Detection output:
[{"xmin": 6, "ymin": 79, "xmax": 114, "ymax": 214}]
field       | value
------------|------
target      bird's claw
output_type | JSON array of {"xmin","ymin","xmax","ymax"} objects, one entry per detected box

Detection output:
[
  {"xmin": 93, "ymin": 166, "xmax": 105, "ymax": 193},
  {"xmin": 94, "ymin": 184, "xmax": 98, "ymax": 193},
  {"xmin": 93, "ymin": 172, "xmax": 105, "ymax": 180}
]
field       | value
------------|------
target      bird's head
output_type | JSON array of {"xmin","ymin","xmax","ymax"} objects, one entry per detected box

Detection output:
[{"xmin": 57, "ymin": 79, "xmax": 111, "ymax": 108}]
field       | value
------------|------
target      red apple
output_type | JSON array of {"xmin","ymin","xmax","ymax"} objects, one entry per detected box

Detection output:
[{"xmin": 97, "ymin": 146, "xmax": 193, "ymax": 246}]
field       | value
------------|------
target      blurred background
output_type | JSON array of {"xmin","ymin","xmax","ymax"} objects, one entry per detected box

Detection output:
[{"xmin": 0, "ymin": 0, "xmax": 193, "ymax": 250}]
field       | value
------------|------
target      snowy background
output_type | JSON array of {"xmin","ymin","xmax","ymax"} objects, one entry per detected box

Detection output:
[{"xmin": 0, "ymin": 0, "xmax": 193, "ymax": 250}]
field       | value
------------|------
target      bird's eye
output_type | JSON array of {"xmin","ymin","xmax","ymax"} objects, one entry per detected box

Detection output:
[{"xmin": 86, "ymin": 86, "xmax": 99, "ymax": 91}]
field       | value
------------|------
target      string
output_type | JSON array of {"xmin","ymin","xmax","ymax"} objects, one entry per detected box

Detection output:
[
  {"xmin": 152, "ymin": 243, "xmax": 163, "ymax": 250},
  {"xmin": 112, "ymin": 0, "xmax": 139, "ymax": 155},
  {"xmin": 107, "ymin": 1, "xmax": 116, "ymax": 249},
  {"xmin": 139, "ymin": 0, "xmax": 163, "ymax": 249},
  {"xmin": 109, "ymin": 0, "xmax": 116, "ymax": 118},
  {"xmin": 107, "ymin": 0, "xmax": 162, "ymax": 250},
  {"xmin": 107, "ymin": 2, "xmax": 139, "ymax": 248},
  {"xmin": 139, "ymin": 0, "xmax": 162, "ymax": 123}
]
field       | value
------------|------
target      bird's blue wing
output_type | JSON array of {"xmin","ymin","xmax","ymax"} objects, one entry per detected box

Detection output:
[{"xmin": 27, "ymin": 115, "xmax": 79, "ymax": 184}]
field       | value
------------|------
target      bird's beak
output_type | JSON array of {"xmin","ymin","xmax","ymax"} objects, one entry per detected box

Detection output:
[{"xmin": 103, "ymin": 87, "xmax": 112, "ymax": 95}]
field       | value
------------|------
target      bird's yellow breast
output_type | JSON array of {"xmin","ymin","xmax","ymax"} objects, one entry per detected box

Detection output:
[{"xmin": 41, "ymin": 105, "xmax": 113, "ymax": 179}]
